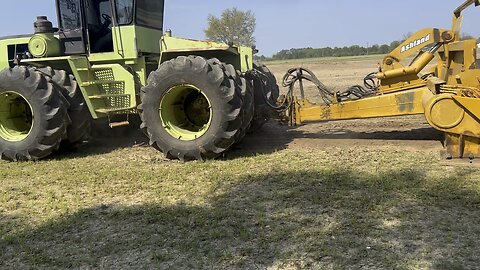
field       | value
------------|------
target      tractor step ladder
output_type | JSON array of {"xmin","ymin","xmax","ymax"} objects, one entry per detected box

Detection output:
[{"xmin": 68, "ymin": 58, "xmax": 137, "ymax": 125}]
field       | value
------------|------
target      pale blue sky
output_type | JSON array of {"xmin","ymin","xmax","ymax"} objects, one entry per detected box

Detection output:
[{"xmin": 1, "ymin": 1, "xmax": 479, "ymax": 56}]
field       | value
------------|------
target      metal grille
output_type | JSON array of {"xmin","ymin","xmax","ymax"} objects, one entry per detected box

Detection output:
[
  {"xmin": 94, "ymin": 69, "xmax": 115, "ymax": 81},
  {"xmin": 95, "ymin": 69, "xmax": 129, "ymax": 109}
]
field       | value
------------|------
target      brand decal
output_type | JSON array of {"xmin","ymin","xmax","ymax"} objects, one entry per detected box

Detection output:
[{"xmin": 400, "ymin": 35, "xmax": 430, "ymax": 53}]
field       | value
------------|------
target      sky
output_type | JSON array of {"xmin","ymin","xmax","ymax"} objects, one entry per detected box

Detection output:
[{"xmin": 1, "ymin": 0, "xmax": 480, "ymax": 56}]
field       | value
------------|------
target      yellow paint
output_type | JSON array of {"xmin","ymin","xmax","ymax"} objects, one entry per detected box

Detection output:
[{"xmin": 297, "ymin": 88, "xmax": 429, "ymax": 124}]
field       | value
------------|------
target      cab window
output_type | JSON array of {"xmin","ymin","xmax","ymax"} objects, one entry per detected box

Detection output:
[
  {"xmin": 59, "ymin": 0, "xmax": 82, "ymax": 29},
  {"xmin": 136, "ymin": 0, "xmax": 164, "ymax": 29},
  {"xmin": 115, "ymin": 0, "xmax": 134, "ymax": 25}
]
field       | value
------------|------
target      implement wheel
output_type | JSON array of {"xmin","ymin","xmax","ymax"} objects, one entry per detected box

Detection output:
[
  {"xmin": 139, "ymin": 56, "xmax": 242, "ymax": 161},
  {"xmin": 0, "ymin": 66, "xmax": 68, "ymax": 161}
]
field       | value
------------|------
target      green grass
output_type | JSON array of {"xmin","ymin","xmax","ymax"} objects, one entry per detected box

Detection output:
[{"xmin": 1, "ymin": 142, "xmax": 480, "ymax": 269}]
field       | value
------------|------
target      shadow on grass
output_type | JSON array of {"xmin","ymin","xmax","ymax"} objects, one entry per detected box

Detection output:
[{"xmin": 1, "ymin": 168, "xmax": 479, "ymax": 269}]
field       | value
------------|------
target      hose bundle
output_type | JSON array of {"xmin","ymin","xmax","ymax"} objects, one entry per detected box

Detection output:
[{"xmin": 282, "ymin": 68, "xmax": 379, "ymax": 106}]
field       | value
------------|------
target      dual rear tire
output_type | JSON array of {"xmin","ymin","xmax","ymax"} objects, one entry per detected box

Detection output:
[
  {"xmin": 139, "ymin": 56, "xmax": 244, "ymax": 161},
  {"xmin": 0, "ymin": 66, "xmax": 68, "ymax": 161},
  {"xmin": 249, "ymin": 62, "xmax": 280, "ymax": 131},
  {"xmin": 0, "ymin": 66, "xmax": 90, "ymax": 161},
  {"xmin": 139, "ymin": 56, "xmax": 278, "ymax": 162}
]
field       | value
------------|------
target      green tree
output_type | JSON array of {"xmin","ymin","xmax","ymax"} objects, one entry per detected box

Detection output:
[{"xmin": 204, "ymin": 8, "xmax": 256, "ymax": 47}]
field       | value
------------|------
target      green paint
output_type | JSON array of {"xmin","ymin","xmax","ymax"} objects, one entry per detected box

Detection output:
[
  {"xmin": 0, "ymin": 36, "xmax": 31, "ymax": 70},
  {"xmin": 160, "ymin": 36, "xmax": 253, "ymax": 72},
  {"xmin": 160, "ymin": 84, "xmax": 212, "ymax": 141},
  {"xmin": 0, "ymin": 91, "xmax": 34, "ymax": 142},
  {"xmin": 28, "ymin": 34, "xmax": 61, "ymax": 58}
]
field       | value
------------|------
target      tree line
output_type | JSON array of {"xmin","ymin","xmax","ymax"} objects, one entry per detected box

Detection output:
[
  {"xmin": 257, "ymin": 41, "xmax": 402, "ymax": 61},
  {"xmin": 259, "ymin": 33, "xmax": 480, "ymax": 61}
]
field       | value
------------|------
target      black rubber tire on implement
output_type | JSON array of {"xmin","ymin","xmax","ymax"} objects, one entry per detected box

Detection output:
[
  {"xmin": 249, "ymin": 61, "xmax": 280, "ymax": 131},
  {"xmin": 139, "ymin": 56, "xmax": 243, "ymax": 161},
  {"xmin": 38, "ymin": 67, "xmax": 91, "ymax": 146},
  {"xmin": 0, "ymin": 66, "xmax": 68, "ymax": 161}
]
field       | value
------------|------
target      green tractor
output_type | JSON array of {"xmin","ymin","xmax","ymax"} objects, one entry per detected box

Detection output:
[{"xmin": 0, "ymin": 0, "xmax": 279, "ymax": 161}]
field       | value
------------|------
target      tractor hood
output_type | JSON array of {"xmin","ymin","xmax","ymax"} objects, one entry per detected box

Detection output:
[
  {"xmin": 160, "ymin": 36, "xmax": 241, "ymax": 54},
  {"xmin": 159, "ymin": 36, "xmax": 254, "ymax": 72}
]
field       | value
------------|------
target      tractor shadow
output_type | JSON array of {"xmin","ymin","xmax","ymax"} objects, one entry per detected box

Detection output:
[{"xmin": 1, "ymin": 167, "xmax": 479, "ymax": 268}]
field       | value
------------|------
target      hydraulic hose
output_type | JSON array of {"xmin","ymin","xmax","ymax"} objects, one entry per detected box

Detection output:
[{"xmin": 282, "ymin": 68, "xmax": 379, "ymax": 105}]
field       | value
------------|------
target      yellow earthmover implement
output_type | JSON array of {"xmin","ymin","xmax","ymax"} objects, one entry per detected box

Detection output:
[{"xmin": 277, "ymin": 0, "xmax": 480, "ymax": 159}]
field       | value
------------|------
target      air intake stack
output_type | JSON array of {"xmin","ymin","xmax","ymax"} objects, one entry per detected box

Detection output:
[{"xmin": 28, "ymin": 16, "xmax": 61, "ymax": 58}]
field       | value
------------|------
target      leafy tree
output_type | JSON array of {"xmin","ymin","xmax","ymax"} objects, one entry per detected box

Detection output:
[{"xmin": 204, "ymin": 8, "xmax": 256, "ymax": 47}]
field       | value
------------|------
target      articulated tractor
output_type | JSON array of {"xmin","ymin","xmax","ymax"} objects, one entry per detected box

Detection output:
[{"xmin": 0, "ymin": 0, "xmax": 278, "ymax": 161}]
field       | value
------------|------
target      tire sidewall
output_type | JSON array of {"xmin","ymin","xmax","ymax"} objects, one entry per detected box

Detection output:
[
  {"xmin": 0, "ymin": 73, "xmax": 48, "ymax": 154},
  {"xmin": 142, "ymin": 67, "xmax": 232, "ymax": 153}
]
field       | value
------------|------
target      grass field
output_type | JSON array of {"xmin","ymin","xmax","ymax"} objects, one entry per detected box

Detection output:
[{"xmin": 1, "ymin": 56, "xmax": 480, "ymax": 269}]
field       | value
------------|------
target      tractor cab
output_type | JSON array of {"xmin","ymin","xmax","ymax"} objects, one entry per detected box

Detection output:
[{"xmin": 55, "ymin": 0, "xmax": 164, "ymax": 57}]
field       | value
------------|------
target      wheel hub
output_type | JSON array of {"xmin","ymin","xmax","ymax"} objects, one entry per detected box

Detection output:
[
  {"xmin": 0, "ymin": 92, "xmax": 34, "ymax": 142},
  {"xmin": 160, "ymin": 84, "xmax": 212, "ymax": 141}
]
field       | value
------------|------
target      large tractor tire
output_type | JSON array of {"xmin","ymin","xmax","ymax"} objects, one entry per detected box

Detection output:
[
  {"xmin": 228, "ymin": 69, "xmax": 253, "ymax": 143},
  {"xmin": 207, "ymin": 59, "xmax": 244, "ymax": 140},
  {"xmin": 0, "ymin": 66, "xmax": 68, "ymax": 161},
  {"xmin": 139, "ymin": 56, "xmax": 243, "ymax": 161},
  {"xmin": 38, "ymin": 67, "xmax": 91, "ymax": 146},
  {"xmin": 249, "ymin": 61, "xmax": 280, "ymax": 131},
  {"xmin": 234, "ymin": 71, "xmax": 254, "ymax": 142},
  {"xmin": 208, "ymin": 59, "xmax": 253, "ymax": 143},
  {"xmin": 254, "ymin": 62, "xmax": 280, "ymax": 102}
]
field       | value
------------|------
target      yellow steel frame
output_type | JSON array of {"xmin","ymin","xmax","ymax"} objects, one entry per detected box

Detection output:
[
  {"xmin": 294, "ymin": 88, "xmax": 430, "ymax": 124},
  {"xmin": 290, "ymin": 0, "xmax": 480, "ymax": 159}
]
